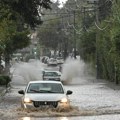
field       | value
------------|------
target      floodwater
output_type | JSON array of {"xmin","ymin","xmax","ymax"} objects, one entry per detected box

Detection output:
[
  {"xmin": 1, "ymin": 58, "xmax": 120, "ymax": 120},
  {"xmin": 19, "ymin": 115, "xmax": 120, "ymax": 120}
]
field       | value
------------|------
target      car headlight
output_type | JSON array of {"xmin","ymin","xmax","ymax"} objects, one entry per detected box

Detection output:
[
  {"xmin": 60, "ymin": 98, "xmax": 68, "ymax": 103},
  {"xmin": 24, "ymin": 98, "xmax": 32, "ymax": 103}
]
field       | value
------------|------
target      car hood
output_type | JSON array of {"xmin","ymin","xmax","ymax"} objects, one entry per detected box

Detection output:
[{"xmin": 24, "ymin": 93, "xmax": 67, "ymax": 101}]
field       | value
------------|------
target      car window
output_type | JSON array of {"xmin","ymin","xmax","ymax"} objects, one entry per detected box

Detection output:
[
  {"xmin": 44, "ymin": 72, "xmax": 59, "ymax": 76},
  {"xmin": 49, "ymin": 59, "xmax": 56, "ymax": 62},
  {"xmin": 52, "ymin": 72, "xmax": 58, "ymax": 76},
  {"xmin": 44, "ymin": 72, "xmax": 54, "ymax": 76},
  {"xmin": 27, "ymin": 83, "xmax": 64, "ymax": 93},
  {"xmin": 57, "ymin": 57, "xmax": 63, "ymax": 60},
  {"xmin": 27, "ymin": 84, "xmax": 42, "ymax": 93}
]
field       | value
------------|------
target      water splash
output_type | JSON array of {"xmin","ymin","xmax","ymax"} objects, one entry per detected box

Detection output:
[
  {"xmin": 12, "ymin": 60, "xmax": 44, "ymax": 83},
  {"xmin": 61, "ymin": 57, "xmax": 95, "ymax": 84},
  {"xmin": 11, "ymin": 57, "xmax": 95, "ymax": 85}
]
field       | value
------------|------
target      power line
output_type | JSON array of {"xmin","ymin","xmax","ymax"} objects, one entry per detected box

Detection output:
[
  {"xmin": 42, "ymin": 12, "xmax": 78, "ymax": 22},
  {"xmin": 42, "ymin": 8, "xmax": 96, "ymax": 23}
]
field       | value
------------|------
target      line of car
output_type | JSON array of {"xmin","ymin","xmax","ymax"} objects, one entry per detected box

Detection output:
[
  {"xmin": 42, "ymin": 56, "xmax": 64, "ymax": 81},
  {"xmin": 18, "ymin": 58, "xmax": 73, "ymax": 110},
  {"xmin": 41, "ymin": 56, "xmax": 64, "ymax": 66}
]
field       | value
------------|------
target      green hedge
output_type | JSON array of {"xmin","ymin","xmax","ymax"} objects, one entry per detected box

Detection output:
[{"xmin": 0, "ymin": 75, "xmax": 11, "ymax": 86}]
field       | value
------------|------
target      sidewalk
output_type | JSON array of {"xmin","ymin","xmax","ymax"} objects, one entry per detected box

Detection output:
[
  {"xmin": 0, "ymin": 86, "xmax": 7, "ymax": 94},
  {"xmin": 93, "ymin": 79, "xmax": 120, "ymax": 90},
  {"xmin": 0, "ymin": 86, "xmax": 10, "ymax": 102}
]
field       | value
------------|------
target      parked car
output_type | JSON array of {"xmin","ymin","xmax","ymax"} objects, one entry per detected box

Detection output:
[
  {"xmin": 47, "ymin": 58, "xmax": 57, "ymax": 66},
  {"xmin": 56, "ymin": 57, "xmax": 64, "ymax": 64},
  {"xmin": 42, "ymin": 70, "xmax": 61, "ymax": 81},
  {"xmin": 18, "ymin": 80, "xmax": 72, "ymax": 109}
]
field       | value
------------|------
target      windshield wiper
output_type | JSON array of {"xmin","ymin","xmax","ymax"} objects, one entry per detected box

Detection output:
[
  {"xmin": 30, "ymin": 89, "xmax": 40, "ymax": 93},
  {"xmin": 30, "ymin": 89, "xmax": 61, "ymax": 93},
  {"xmin": 39, "ymin": 90, "xmax": 55, "ymax": 93}
]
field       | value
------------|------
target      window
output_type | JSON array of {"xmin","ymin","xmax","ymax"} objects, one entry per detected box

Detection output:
[{"xmin": 27, "ymin": 83, "xmax": 64, "ymax": 93}]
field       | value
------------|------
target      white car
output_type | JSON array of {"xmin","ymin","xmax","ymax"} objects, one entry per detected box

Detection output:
[
  {"xmin": 43, "ymin": 70, "xmax": 61, "ymax": 81},
  {"xmin": 56, "ymin": 57, "xmax": 64, "ymax": 64},
  {"xmin": 47, "ymin": 58, "xmax": 57, "ymax": 66},
  {"xmin": 18, "ymin": 81, "xmax": 72, "ymax": 109}
]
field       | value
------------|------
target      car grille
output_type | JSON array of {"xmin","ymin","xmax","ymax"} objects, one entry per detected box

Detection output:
[{"xmin": 33, "ymin": 101, "xmax": 58, "ymax": 108}]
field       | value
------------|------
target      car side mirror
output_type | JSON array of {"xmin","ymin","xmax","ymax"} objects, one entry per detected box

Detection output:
[
  {"xmin": 66, "ymin": 90, "xmax": 73, "ymax": 95},
  {"xmin": 18, "ymin": 90, "xmax": 25, "ymax": 95}
]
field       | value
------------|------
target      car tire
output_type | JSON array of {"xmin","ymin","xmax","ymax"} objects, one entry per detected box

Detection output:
[{"xmin": 53, "ymin": 104, "xmax": 58, "ymax": 108}]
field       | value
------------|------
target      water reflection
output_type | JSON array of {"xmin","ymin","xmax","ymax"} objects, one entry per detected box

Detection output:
[
  {"xmin": 59, "ymin": 117, "xmax": 69, "ymax": 120},
  {"xmin": 20, "ymin": 117, "xmax": 31, "ymax": 120},
  {"xmin": 20, "ymin": 117, "xmax": 69, "ymax": 120}
]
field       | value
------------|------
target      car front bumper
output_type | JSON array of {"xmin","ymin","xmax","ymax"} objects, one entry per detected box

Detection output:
[{"xmin": 22, "ymin": 101, "xmax": 70, "ymax": 109}]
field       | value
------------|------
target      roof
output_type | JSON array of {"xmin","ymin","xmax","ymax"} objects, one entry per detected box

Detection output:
[
  {"xmin": 29, "ymin": 80, "xmax": 62, "ymax": 84},
  {"xmin": 44, "ymin": 70, "xmax": 61, "ymax": 73}
]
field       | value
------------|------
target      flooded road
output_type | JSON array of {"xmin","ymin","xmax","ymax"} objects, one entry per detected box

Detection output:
[
  {"xmin": 19, "ymin": 115, "xmax": 120, "ymax": 120},
  {"xmin": 1, "ymin": 60, "xmax": 120, "ymax": 120}
]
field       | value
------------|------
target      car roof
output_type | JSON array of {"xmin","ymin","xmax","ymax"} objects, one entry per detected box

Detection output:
[
  {"xmin": 29, "ymin": 80, "xmax": 62, "ymax": 84},
  {"xmin": 43, "ymin": 70, "xmax": 61, "ymax": 74},
  {"xmin": 57, "ymin": 57, "xmax": 63, "ymax": 59},
  {"xmin": 43, "ymin": 70, "xmax": 61, "ymax": 73}
]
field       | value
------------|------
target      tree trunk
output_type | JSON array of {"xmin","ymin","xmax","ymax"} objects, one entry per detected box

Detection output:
[
  {"xmin": 0, "ymin": 55, "xmax": 2, "ymax": 74},
  {"xmin": 63, "ymin": 39, "xmax": 68, "ymax": 60},
  {"xmin": 4, "ymin": 52, "xmax": 10, "ymax": 76}
]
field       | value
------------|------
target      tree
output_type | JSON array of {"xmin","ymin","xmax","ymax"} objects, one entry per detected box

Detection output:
[
  {"xmin": 0, "ymin": 11, "xmax": 30, "ymax": 74},
  {"xmin": 1, "ymin": 0, "xmax": 52, "ymax": 28},
  {"xmin": 0, "ymin": 0, "xmax": 52, "ymax": 74},
  {"xmin": 37, "ymin": 19, "xmax": 62, "ymax": 53},
  {"xmin": 98, "ymin": 0, "xmax": 112, "ymax": 21}
]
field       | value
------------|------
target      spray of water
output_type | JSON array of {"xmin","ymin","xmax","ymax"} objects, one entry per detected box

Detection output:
[
  {"xmin": 12, "ymin": 60, "xmax": 44, "ymax": 83},
  {"xmin": 61, "ymin": 57, "xmax": 95, "ymax": 84},
  {"xmin": 12, "ymin": 57, "xmax": 95, "ymax": 85}
]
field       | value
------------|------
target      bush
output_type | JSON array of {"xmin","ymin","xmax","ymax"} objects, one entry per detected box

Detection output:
[{"xmin": 0, "ymin": 75, "xmax": 11, "ymax": 87}]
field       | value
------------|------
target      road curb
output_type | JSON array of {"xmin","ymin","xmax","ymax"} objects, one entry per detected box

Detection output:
[{"xmin": 0, "ymin": 86, "xmax": 11, "ymax": 102}]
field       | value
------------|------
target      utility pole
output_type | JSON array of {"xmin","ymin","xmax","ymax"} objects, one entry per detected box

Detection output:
[
  {"xmin": 95, "ymin": 1, "xmax": 101, "ymax": 79},
  {"xmin": 73, "ymin": 10, "xmax": 77, "ymax": 59},
  {"xmin": 87, "ymin": 0, "xmax": 100, "ymax": 79},
  {"xmin": 82, "ymin": 6, "xmax": 86, "ymax": 32},
  {"xmin": 62, "ymin": 2, "xmax": 77, "ymax": 59}
]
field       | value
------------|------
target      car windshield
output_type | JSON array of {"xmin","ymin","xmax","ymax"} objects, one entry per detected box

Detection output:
[
  {"xmin": 49, "ymin": 59, "xmax": 56, "ymax": 62},
  {"xmin": 57, "ymin": 57, "xmax": 63, "ymax": 60},
  {"xmin": 44, "ymin": 72, "xmax": 59, "ymax": 76},
  {"xmin": 27, "ymin": 83, "xmax": 64, "ymax": 93}
]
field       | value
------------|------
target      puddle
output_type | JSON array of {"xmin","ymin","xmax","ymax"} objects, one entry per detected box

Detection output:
[{"xmin": 19, "ymin": 117, "xmax": 70, "ymax": 120}]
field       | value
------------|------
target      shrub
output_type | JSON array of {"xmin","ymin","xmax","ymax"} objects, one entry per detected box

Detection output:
[{"xmin": 0, "ymin": 75, "xmax": 11, "ymax": 87}]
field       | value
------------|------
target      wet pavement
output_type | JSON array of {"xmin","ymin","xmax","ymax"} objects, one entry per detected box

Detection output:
[
  {"xmin": 1, "ymin": 61, "xmax": 120, "ymax": 119},
  {"xmin": 18, "ymin": 115, "xmax": 120, "ymax": 120},
  {"xmin": 0, "ymin": 87, "xmax": 5, "ymax": 95},
  {"xmin": 1, "ymin": 79, "xmax": 120, "ymax": 120}
]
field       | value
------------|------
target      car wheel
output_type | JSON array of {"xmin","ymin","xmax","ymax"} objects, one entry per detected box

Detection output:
[
  {"xmin": 53, "ymin": 104, "xmax": 58, "ymax": 108},
  {"xmin": 34, "ymin": 104, "xmax": 39, "ymax": 108}
]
